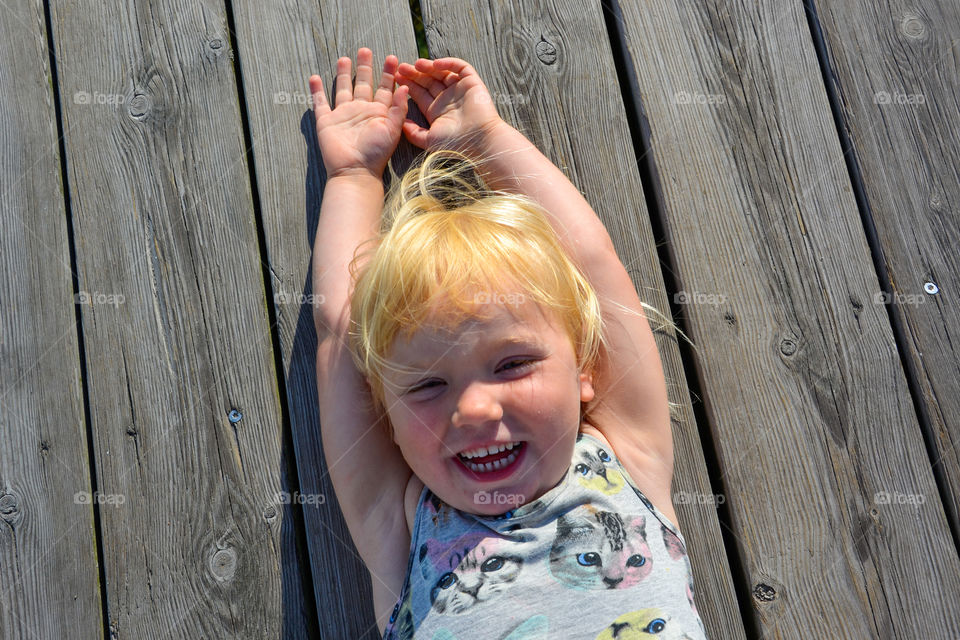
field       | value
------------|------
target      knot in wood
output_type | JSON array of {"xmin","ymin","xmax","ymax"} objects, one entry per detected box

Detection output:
[
  {"xmin": 127, "ymin": 93, "xmax": 151, "ymax": 120},
  {"xmin": 899, "ymin": 13, "xmax": 928, "ymax": 40},
  {"xmin": 209, "ymin": 38, "xmax": 223, "ymax": 50},
  {"xmin": 535, "ymin": 37, "xmax": 557, "ymax": 65},
  {"xmin": 263, "ymin": 505, "xmax": 278, "ymax": 521},
  {"xmin": 753, "ymin": 582, "xmax": 777, "ymax": 602},
  {"xmin": 779, "ymin": 338, "xmax": 797, "ymax": 356},
  {"xmin": 209, "ymin": 547, "xmax": 238, "ymax": 582},
  {"xmin": 0, "ymin": 492, "xmax": 22, "ymax": 525}
]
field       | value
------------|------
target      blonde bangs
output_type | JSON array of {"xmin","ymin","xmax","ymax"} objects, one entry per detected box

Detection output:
[{"xmin": 348, "ymin": 151, "xmax": 604, "ymax": 411}]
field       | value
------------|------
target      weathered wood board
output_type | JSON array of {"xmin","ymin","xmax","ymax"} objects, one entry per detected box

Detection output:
[
  {"xmin": 0, "ymin": 1, "xmax": 102, "ymax": 637},
  {"xmin": 813, "ymin": 0, "xmax": 960, "ymax": 548},
  {"xmin": 48, "ymin": 0, "xmax": 312, "ymax": 636},
  {"xmin": 418, "ymin": 1, "xmax": 746, "ymax": 638},
  {"xmin": 614, "ymin": 0, "xmax": 960, "ymax": 635}
]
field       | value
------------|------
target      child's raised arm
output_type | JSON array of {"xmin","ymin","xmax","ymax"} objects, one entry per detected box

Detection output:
[
  {"xmin": 396, "ymin": 58, "xmax": 676, "ymax": 523},
  {"xmin": 309, "ymin": 49, "xmax": 415, "ymax": 629}
]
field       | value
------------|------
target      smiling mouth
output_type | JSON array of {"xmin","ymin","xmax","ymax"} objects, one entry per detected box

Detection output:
[{"xmin": 456, "ymin": 442, "xmax": 525, "ymax": 473}]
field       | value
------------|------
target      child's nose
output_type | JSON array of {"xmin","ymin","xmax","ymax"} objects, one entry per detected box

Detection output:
[{"xmin": 451, "ymin": 382, "xmax": 503, "ymax": 428}]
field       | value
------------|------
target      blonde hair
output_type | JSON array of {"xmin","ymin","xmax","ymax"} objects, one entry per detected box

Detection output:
[{"xmin": 348, "ymin": 150, "xmax": 605, "ymax": 416}]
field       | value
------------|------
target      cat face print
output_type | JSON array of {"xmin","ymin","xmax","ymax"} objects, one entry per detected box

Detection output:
[
  {"xmin": 573, "ymin": 440, "xmax": 625, "ymax": 495},
  {"xmin": 429, "ymin": 537, "xmax": 523, "ymax": 614},
  {"xmin": 549, "ymin": 509, "xmax": 652, "ymax": 590},
  {"xmin": 595, "ymin": 608, "xmax": 694, "ymax": 639}
]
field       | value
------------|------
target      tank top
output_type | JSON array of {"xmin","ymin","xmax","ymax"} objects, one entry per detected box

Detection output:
[{"xmin": 382, "ymin": 432, "xmax": 707, "ymax": 639}]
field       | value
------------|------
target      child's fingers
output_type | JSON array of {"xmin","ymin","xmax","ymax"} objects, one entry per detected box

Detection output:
[
  {"xmin": 395, "ymin": 73, "xmax": 436, "ymax": 117},
  {"xmin": 411, "ymin": 58, "xmax": 459, "ymax": 85},
  {"xmin": 402, "ymin": 119, "xmax": 429, "ymax": 149},
  {"xmin": 431, "ymin": 57, "xmax": 477, "ymax": 79},
  {"xmin": 401, "ymin": 61, "xmax": 448, "ymax": 96},
  {"xmin": 308, "ymin": 75, "xmax": 331, "ymax": 116},
  {"xmin": 373, "ymin": 55, "xmax": 399, "ymax": 107},
  {"xmin": 387, "ymin": 85, "xmax": 410, "ymax": 129},
  {"xmin": 334, "ymin": 56, "xmax": 353, "ymax": 106},
  {"xmin": 353, "ymin": 47, "xmax": 374, "ymax": 101}
]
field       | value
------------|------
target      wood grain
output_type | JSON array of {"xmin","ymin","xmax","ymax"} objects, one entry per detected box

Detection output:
[
  {"xmin": 48, "ymin": 0, "xmax": 312, "ymax": 636},
  {"xmin": 0, "ymin": 1, "xmax": 102, "ymax": 637},
  {"xmin": 229, "ymin": 0, "xmax": 422, "ymax": 636},
  {"xmin": 615, "ymin": 0, "xmax": 960, "ymax": 635},
  {"xmin": 418, "ymin": 1, "xmax": 747, "ymax": 638},
  {"xmin": 813, "ymin": 0, "xmax": 960, "ymax": 552}
]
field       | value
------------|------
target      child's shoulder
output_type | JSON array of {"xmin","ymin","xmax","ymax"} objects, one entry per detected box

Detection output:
[{"xmin": 577, "ymin": 423, "xmax": 619, "ymax": 456}]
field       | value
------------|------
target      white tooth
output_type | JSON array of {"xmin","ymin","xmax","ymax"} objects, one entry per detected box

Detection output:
[
  {"xmin": 485, "ymin": 445, "xmax": 497, "ymax": 456},
  {"xmin": 483, "ymin": 462, "xmax": 492, "ymax": 472},
  {"xmin": 505, "ymin": 442, "xmax": 515, "ymax": 451}
]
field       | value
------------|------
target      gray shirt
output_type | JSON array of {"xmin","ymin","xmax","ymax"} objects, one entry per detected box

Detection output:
[{"xmin": 382, "ymin": 432, "xmax": 707, "ymax": 639}]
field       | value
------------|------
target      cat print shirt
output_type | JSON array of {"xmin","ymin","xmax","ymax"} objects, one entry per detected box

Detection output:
[{"xmin": 382, "ymin": 433, "xmax": 707, "ymax": 640}]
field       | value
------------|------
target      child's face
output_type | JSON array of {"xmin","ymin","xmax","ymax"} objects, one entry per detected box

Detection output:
[{"xmin": 380, "ymin": 298, "xmax": 594, "ymax": 515}]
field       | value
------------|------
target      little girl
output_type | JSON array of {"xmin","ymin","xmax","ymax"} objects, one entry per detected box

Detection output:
[{"xmin": 310, "ymin": 48, "xmax": 706, "ymax": 639}]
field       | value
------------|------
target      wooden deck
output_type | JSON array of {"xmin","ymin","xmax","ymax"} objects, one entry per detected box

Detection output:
[{"xmin": 2, "ymin": 0, "xmax": 959, "ymax": 638}]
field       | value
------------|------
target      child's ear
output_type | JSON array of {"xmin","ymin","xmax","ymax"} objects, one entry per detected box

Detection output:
[{"xmin": 579, "ymin": 370, "xmax": 595, "ymax": 403}]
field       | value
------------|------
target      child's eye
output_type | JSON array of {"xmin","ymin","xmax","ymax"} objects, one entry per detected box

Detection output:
[
  {"xmin": 407, "ymin": 379, "xmax": 444, "ymax": 395},
  {"xmin": 498, "ymin": 358, "xmax": 536, "ymax": 374}
]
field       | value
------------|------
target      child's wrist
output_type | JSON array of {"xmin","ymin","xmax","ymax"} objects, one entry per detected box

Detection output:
[
  {"xmin": 325, "ymin": 165, "xmax": 385, "ymax": 182},
  {"xmin": 468, "ymin": 120, "xmax": 530, "ymax": 184},
  {"xmin": 471, "ymin": 118, "xmax": 513, "ymax": 156}
]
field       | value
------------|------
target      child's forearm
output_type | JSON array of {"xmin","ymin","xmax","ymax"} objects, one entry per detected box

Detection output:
[
  {"xmin": 476, "ymin": 123, "xmax": 617, "ymax": 265},
  {"xmin": 312, "ymin": 172, "xmax": 384, "ymax": 340}
]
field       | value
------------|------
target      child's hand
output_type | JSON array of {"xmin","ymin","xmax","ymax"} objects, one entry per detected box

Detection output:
[
  {"xmin": 309, "ymin": 48, "xmax": 409, "ymax": 179},
  {"xmin": 395, "ymin": 57, "xmax": 505, "ymax": 152}
]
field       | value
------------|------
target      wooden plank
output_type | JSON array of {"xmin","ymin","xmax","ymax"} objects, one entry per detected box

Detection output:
[
  {"xmin": 812, "ymin": 0, "xmax": 960, "ymax": 546},
  {"xmin": 228, "ymin": 1, "xmax": 421, "ymax": 637},
  {"xmin": 0, "ymin": 2, "xmax": 103, "ymax": 638},
  {"xmin": 613, "ymin": 0, "xmax": 960, "ymax": 636},
  {"xmin": 48, "ymin": 0, "xmax": 312, "ymax": 636},
  {"xmin": 418, "ymin": 2, "xmax": 746, "ymax": 638}
]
